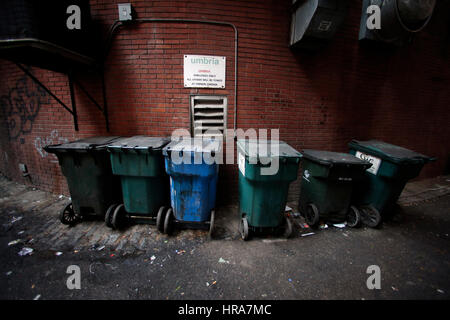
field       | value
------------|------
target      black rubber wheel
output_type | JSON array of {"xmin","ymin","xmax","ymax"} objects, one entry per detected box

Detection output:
[
  {"xmin": 111, "ymin": 204, "xmax": 126, "ymax": 230},
  {"xmin": 105, "ymin": 204, "xmax": 118, "ymax": 228},
  {"xmin": 164, "ymin": 208, "xmax": 174, "ymax": 235},
  {"xmin": 208, "ymin": 210, "xmax": 215, "ymax": 239},
  {"xmin": 59, "ymin": 203, "xmax": 80, "ymax": 226},
  {"xmin": 239, "ymin": 217, "xmax": 249, "ymax": 241},
  {"xmin": 361, "ymin": 205, "xmax": 382, "ymax": 228},
  {"xmin": 283, "ymin": 216, "xmax": 293, "ymax": 238},
  {"xmin": 156, "ymin": 206, "xmax": 167, "ymax": 233},
  {"xmin": 346, "ymin": 206, "xmax": 361, "ymax": 228},
  {"xmin": 305, "ymin": 203, "xmax": 320, "ymax": 227}
]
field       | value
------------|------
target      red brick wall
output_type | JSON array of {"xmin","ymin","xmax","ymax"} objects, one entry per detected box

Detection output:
[{"xmin": 1, "ymin": 0, "xmax": 449, "ymax": 204}]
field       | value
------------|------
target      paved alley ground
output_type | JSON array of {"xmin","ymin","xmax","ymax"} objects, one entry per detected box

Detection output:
[{"xmin": 0, "ymin": 175, "xmax": 449, "ymax": 300}]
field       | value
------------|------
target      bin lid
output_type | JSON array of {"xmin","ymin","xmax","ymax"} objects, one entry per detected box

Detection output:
[
  {"xmin": 44, "ymin": 136, "xmax": 121, "ymax": 153},
  {"xmin": 162, "ymin": 137, "xmax": 222, "ymax": 156},
  {"xmin": 107, "ymin": 136, "xmax": 170, "ymax": 152},
  {"xmin": 301, "ymin": 149, "xmax": 370, "ymax": 167},
  {"xmin": 237, "ymin": 139, "xmax": 302, "ymax": 162},
  {"xmin": 348, "ymin": 140, "xmax": 433, "ymax": 164}
]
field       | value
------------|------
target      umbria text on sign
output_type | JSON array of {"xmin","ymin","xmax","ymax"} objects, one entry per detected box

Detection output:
[{"xmin": 184, "ymin": 55, "xmax": 226, "ymax": 88}]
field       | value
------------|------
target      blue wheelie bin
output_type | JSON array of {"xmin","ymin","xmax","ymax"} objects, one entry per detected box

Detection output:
[{"xmin": 159, "ymin": 137, "xmax": 222, "ymax": 238}]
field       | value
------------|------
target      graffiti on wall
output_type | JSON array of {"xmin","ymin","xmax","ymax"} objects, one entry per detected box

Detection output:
[
  {"xmin": 34, "ymin": 129, "xmax": 69, "ymax": 158},
  {"xmin": 0, "ymin": 73, "xmax": 49, "ymax": 140}
]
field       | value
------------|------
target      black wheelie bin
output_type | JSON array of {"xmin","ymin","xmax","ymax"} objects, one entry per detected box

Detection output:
[{"xmin": 44, "ymin": 136, "xmax": 122, "ymax": 225}]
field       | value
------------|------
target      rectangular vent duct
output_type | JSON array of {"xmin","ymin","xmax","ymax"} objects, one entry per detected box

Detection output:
[{"xmin": 190, "ymin": 95, "xmax": 227, "ymax": 137}]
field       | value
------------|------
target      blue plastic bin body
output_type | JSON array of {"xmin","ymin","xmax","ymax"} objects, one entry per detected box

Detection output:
[{"xmin": 163, "ymin": 138, "xmax": 220, "ymax": 222}]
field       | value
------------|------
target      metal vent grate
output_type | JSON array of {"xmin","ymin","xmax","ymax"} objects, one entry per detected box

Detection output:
[{"xmin": 190, "ymin": 95, "xmax": 227, "ymax": 137}]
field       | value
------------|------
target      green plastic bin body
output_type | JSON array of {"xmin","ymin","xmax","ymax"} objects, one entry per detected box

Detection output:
[
  {"xmin": 108, "ymin": 136, "xmax": 170, "ymax": 216},
  {"xmin": 299, "ymin": 150, "xmax": 372, "ymax": 222},
  {"xmin": 44, "ymin": 136, "xmax": 122, "ymax": 217},
  {"xmin": 237, "ymin": 139, "xmax": 302, "ymax": 228},
  {"xmin": 349, "ymin": 140, "xmax": 434, "ymax": 217}
]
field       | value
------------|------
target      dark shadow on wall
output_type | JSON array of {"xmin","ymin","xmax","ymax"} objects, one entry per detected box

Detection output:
[
  {"xmin": 289, "ymin": 2, "xmax": 450, "ymax": 178},
  {"xmin": 445, "ymin": 155, "xmax": 450, "ymax": 176},
  {"xmin": 291, "ymin": 38, "xmax": 396, "ymax": 148}
]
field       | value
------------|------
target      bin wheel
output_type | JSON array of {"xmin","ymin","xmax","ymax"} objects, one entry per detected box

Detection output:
[
  {"xmin": 361, "ymin": 205, "xmax": 382, "ymax": 228},
  {"xmin": 164, "ymin": 208, "xmax": 174, "ymax": 235},
  {"xmin": 105, "ymin": 204, "xmax": 118, "ymax": 228},
  {"xmin": 59, "ymin": 203, "xmax": 80, "ymax": 226},
  {"xmin": 283, "ymin": 216, "xmax": 293, "ymax": 238},
  {"xmin": 305, "ymin": 203, "xmax": 320, "ymax": 227},
  {"xmin": 156, "ymin": 206, "xmax": 167, "ymax": 233},
  {"xmin": 112, "ymin": 204, "xmax": 126, "ymax": 230},
  {"xmin": 239, "ymin": 217, "xmax": 250, "ymax": 241},
  {"xmin": 208, "ymin": 210, "xmax": 215, "ymax": 239},
  {"xmin": 346, "ymin": 206, "xmax": 361, "ymax": 228}
]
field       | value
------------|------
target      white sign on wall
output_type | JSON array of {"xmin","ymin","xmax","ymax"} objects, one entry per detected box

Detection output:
[
  {"xmin": 184, "ymin": 55, "xmax": 226, "ymax": 88},
  {"xmin": 355, "ymin": 151, "xmax": 382, "ymax": 175}
]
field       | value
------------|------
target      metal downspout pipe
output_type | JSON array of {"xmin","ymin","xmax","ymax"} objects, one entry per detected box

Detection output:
[{"xmin": 104, "ymin": 18, "xmax": 238, "ymax": 134}]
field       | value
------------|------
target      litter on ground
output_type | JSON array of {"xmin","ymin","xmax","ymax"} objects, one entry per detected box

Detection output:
[
  {"xmin": 262, "ymin": 239, "xmax": 287, "ymax": 243},
  {"xmin": 218, "ymin": 257, "xmax": 230, "ymax": 264},
  {"xmin": 8, "ymin": 239, "xmax": 21, "ymax": 246},
  {"xmin": 301, "ymin": 232, "xmax": 315, "ymax": 237},
  {"xmin": 11, "ymin": 216, "xmax": 23, "ymax": 224},
  {"xmin": 18, "ymin": 247, "xmax": 33, "ymax": 256}
]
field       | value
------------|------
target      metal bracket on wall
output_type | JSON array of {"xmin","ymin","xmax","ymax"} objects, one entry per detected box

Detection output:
[
  {"xmin": 70, "ymin": 72, "xmax": 110, "ymax": 132},
  {"xmin": 14, "ymin": 63, "xmax": 110, "ymax": 132}
]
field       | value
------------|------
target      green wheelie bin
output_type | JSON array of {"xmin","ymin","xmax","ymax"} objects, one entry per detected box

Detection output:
[
  {"xmin": 105, "ymin": 136, "xmax": 171, "ymax": 229},
  {"xmin": 349, "ymin": 139, "xmax": 435, "ymax": 227},
  {"xmin": 299, "ymin": 150, "xmax": 372, "ymax": 228},
  {"xmin": 237, "ymin": 139, "xmax": 302, "ymax": 240},
  {"xmin": 44, "ymin": 136, "xmax": 122, "ymax": 225}
]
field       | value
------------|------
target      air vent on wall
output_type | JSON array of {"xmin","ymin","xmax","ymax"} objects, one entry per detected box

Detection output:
[
  {"xmin": 289, "ymin": 0, "xmax": 349, "ymax": 51},
  {"xmin": 190, "ymin": 95, "xmax": 227, "ymax": 137},
  {"xmin": 358, "ymin": 0, "xmax": 436, "ymax": 47}
]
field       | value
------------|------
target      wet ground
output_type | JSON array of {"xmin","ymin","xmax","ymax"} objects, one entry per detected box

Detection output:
[{"xmin": 0, "ymin": 176, "xmax": 449, "ymax": 299}]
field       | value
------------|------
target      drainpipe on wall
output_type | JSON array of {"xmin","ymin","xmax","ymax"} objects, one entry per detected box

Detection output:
[{"xmin": 103, "ymin": 18, "xmax": 239, "ymax": 137}]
